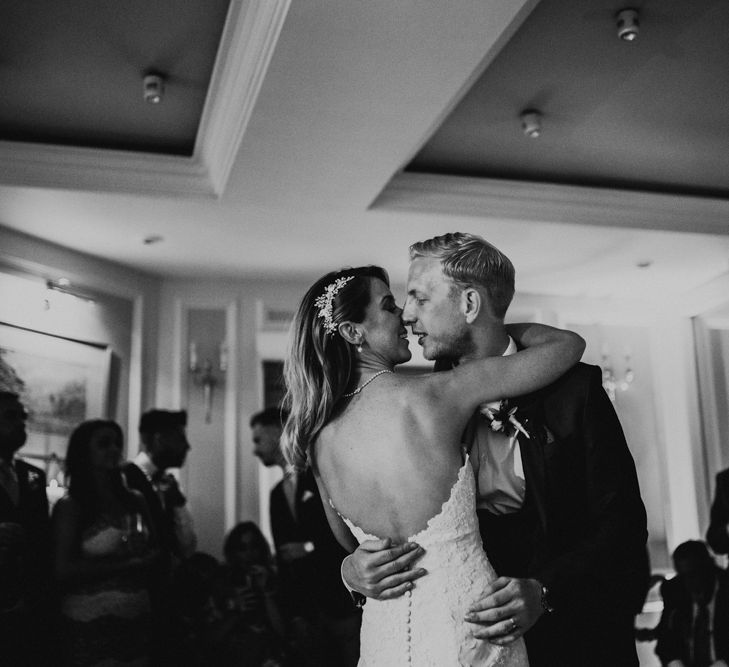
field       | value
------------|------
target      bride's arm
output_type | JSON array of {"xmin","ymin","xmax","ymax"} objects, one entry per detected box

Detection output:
[{"xmin": 429, "ymin": 323, "xmax": 584, "ymax": 418}]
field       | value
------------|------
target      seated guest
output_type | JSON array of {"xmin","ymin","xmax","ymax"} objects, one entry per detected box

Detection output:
[
  {"xmin": 169, "ymin": 551, "xmax": 222, "ymax": 667},
  {"xmin": 655, "ymin": 540, "xmax": 729, "ymax": 667},
  {"xmin": 0, "ymin": 391, "xmax": 55, "ymax": 666},
  {"xmin": 207, "ymin": 522, "xmax": 289, "ymax": 667},
  {"xmin": 52, "ymin": 419, "xmax": 157, "ymax": 666}
]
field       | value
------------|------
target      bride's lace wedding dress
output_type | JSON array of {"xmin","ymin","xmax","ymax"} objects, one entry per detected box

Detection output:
[{"xmin": 339, "ymin": 455, "xmax": 529, "ymax": 666}]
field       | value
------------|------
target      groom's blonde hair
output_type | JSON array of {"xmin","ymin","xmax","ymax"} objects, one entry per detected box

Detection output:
[{"xmin": 409, "ymin": 232, "xmax": 515, "ymax": 319}]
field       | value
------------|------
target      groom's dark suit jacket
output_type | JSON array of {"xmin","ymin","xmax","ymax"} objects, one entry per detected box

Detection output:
[{"xmin": 475, "ymin": 362, "xmax": 649, "ymax": 667}]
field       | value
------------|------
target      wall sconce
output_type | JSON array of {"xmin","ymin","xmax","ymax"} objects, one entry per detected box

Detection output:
[
  {"xmin": 22, "ymin": 451, "xmax": 66, "ymax": 507},
  {"xmin": 189, "ymin": 341, "xmax": 227, "ymax": 423},
  {"xmin": 601, "ymin": 350, "xmax": 634, "ymax": 402}
]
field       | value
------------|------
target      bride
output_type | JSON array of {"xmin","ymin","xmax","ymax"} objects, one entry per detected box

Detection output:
[{"xmin": 281, "ymin": 265, "xmax": 583, "ymax": 666}]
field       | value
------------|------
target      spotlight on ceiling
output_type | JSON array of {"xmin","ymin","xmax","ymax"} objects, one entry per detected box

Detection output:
[
  {"xmin": 616, "ymin": 8, "xmax": 639, "ymax": 42},
  {"xmin": 143, "ymin": 73, "xmax": 165, "ymax": 104},
  {"xmin": 520, "ymin": 110, "xmax": 542, "ymax": 138}
]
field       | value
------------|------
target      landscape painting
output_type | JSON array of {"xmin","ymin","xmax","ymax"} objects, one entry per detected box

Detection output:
[{"xmin": 0, "ymin": 322, "xmax": 111, "ymax": 461}]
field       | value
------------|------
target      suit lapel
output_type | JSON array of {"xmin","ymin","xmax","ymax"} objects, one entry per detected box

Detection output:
[{"xmin": 512, "ymin": 396, "xmax": 549, "ymax": 532}]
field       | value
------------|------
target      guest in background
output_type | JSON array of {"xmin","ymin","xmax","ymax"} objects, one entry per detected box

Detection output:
[
  {"xmin": 206, "ymin": 522, "xmax": 288, "ymax": 667},
  {"xmin": 169, "ymin": 551, "xmax": 222, "ymax": 666},
  {"xmin": 123, "ymin": 409, "xmax": 196, "ymax": 562},
  {"xmin": 122, "ymin": 408, "xmax": 196, "ymax": 664},
  {"xmin": 0, "ymin": 391, "xmax": 55, "ymax": 666},
  {"xmin": 52, "ymin": 419, "xmax": 156, "ymax": 666},
  {"xmin": 251, "ymin": 407, "xmax": 361, "ymax": 667},
  {"xmin": 707, "ymin": 467, "xmax": 729, "ymax": 556},
  {"xmin": 655, "ymin": 540, "xmax": 729, "ymax": 667}
]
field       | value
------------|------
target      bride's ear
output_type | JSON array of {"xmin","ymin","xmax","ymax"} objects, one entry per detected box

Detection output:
[
  {"xmin": 338, "ymin": 321, "xmax": 363, "ymax": 346},
  {"xmin": 461, "ymin": 288, "xmax": 481, "ymax": 324}
]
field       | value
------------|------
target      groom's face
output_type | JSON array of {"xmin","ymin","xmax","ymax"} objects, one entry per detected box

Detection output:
[{"xmin": 403, "ymin": 257, "xmax": 472, "ymax": 361}]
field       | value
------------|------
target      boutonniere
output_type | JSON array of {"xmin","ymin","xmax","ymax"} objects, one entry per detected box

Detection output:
[
  {"xmin": 301, "ymin": 490, "xmax": 315, "ymax": 503},
  {"xmin": 479, "ymin": 400, "xmax": 530, "ymax": 439}
]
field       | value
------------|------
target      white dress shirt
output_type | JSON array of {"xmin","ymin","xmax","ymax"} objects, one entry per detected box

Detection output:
[{"xmin": 471, "ymin": 337, "xmax": 526, "ymax": 515}]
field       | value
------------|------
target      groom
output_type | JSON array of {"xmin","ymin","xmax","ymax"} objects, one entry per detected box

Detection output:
[{"xmin": 342, "ymin": 232, "xmax": 649, "ymax": 666}]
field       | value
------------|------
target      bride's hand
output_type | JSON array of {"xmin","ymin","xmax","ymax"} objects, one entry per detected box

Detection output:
[{"xmin": 342, "ymin": 538, "xmax": 427, "ymax": 600}]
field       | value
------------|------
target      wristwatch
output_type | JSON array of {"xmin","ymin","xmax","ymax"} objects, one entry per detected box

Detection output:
[{"xmin": 540, "ymin": 584, "xmax": 555, "ymax": 614}]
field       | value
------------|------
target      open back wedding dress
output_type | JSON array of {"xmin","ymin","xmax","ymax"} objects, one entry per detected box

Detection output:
[{"xmin": 338, "ymin": 455, "xmax": 529, "ymax": 666}]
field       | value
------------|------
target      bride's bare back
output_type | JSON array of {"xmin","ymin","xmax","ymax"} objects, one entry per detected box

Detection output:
[{"xmin": 314, "ymin": 372, "xmax": 471, "ymax": 543}]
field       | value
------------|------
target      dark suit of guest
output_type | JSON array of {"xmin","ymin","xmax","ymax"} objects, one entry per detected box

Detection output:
[
  {"xmin": 270, "ymin": 468, "xmax": 361, "ymax": 665},
  {"xmin": 707, "ymin": 468, "xmax": 729, "ymax": 555},
  {"xmin": 655, "ymin": 566, "xmax": 729, "ymax": 666},
  {"xmin": 473, "ymin": 362, "xmax": 649, "ymax": 667},
  {"xmin": 0, "ymin": 459, "xmax": 54, "ymax": 666}
]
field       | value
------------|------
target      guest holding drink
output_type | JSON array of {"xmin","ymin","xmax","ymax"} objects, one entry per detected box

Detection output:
[
  {"xmin": 52, "ymin": 420, "xmax": 157, "ymax": 666},
  {"xmin": 207, "ymin": 522, "xmax": 289, "ymax": 667}
]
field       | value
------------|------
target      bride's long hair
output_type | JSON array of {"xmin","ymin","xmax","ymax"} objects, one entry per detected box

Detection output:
[{"xmin": 282, "ymin": 265, "xmax": 389, "ymax": 470}]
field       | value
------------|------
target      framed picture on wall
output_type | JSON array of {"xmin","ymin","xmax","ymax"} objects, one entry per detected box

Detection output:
[{"xmin": 0, "ymin": 322, "xmax": 112, "ymax": 462}]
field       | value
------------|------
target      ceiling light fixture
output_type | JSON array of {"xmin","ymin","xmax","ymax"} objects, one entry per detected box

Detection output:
[
  {"xmin": 616, "ymin": 8, "xmax": 639, "ymax": 42},
  {"xmin": 520, "ymin": 110, "xmax": 542, "ymax": 138},
  {"xmin": 143, "ymin": 73, "xmax": 165, "ymax": 104}
]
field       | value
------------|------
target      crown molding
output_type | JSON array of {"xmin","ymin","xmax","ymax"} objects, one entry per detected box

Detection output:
[
  {"xmin": 373, "ymin": 172, "xmax": 729, "ymax": 236},
  {"xmin": 0, "ymin": 0, "xmax": 291, "ymax": 198}
]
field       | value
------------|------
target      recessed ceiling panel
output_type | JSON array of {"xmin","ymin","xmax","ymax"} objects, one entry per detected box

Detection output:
[
  {"xmin": 407, "ymin": 0, "xmax": 729, "ymax": 198},
  {"xmin": 0, "ymin": 0, "xmax": 230, "ymax": 156}
]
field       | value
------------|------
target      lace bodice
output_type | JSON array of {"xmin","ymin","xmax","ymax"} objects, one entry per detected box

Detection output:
[{"xmin": 339, "ymin": 457, "xmax": 528, "ymax": 666}]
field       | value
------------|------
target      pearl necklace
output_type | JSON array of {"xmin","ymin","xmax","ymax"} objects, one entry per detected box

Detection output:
[{"xmin": 343, "ymin": 369, "xmax": 393, "ymax": 397}]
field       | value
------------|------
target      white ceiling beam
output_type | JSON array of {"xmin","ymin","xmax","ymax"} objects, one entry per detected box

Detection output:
[
  {"xmin": 0, "ymin": 0, "xmax": 291, "ymax": 198},
  {"xmin": 374, "ymin": 172, "xmax": 729, "ymax": 236}
]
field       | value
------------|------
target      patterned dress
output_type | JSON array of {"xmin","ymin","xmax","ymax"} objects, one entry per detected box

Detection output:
[{"xmin": 60, "ymin": 519, "xmax": 152, "ymax": 666}]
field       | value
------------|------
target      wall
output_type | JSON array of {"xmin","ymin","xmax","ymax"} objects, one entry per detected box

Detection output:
[
  {"xmin": 569, "ymin": 322, "xmax": 670, "ymax": 569},
  {"xmin": 156, "ymin": 276, "xmax": 311, "ymax": 556},
  {"xmin": 0, "ymin": 224, "xmax": 161, "ymax": 453}
]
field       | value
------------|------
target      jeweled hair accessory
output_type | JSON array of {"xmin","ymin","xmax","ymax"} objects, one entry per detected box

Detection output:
[{"xmin": 314, "ymin": 275, "xmax": 354, "ymax": 335}]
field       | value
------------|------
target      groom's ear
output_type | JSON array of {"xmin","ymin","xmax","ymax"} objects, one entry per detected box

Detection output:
[
  {"xmin": 338, "ymin": 321, "xmax": 362, "ymax": 346},
  {"xmin": 462, "ymin": 288, "xmax": 481, "ymax": 324}
]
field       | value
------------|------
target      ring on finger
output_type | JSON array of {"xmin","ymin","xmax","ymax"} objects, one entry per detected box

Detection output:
[{"xmin": 508, "ymin": 617, "xmax": 518, "ymax": 632}]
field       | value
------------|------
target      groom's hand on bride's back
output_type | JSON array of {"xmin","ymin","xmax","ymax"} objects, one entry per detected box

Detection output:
[
  {"xmin": 342, "ymin": 538, "xmax": 427, "ymax": 600},
  {"xmin": 464, "ymin": 577, "xmax": 543, "ymax": 644}
]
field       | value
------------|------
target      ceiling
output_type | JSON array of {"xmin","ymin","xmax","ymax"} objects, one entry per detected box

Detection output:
[{"xmin": 0, "ymin": 0, "xmax": 728, "ymax": 314}]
